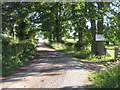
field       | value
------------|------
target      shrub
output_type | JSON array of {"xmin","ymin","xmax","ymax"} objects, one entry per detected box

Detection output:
[
  {"xmin": 90, "ymin": 65, "xmax": 120, "ymax": 88},
  {"xmin": 74, "ymin": 41, "xmax": 88, "ymax": 51},
  {"xmin": 65, "ymin": 42, "xmax": 74, "ymax": 47},
  {"xmin": 2, "ymin": 37, "xmax": 37, "ymax": 75},
  {"xmin": 72, "ymin": 51, "xmax": 90, "ymax": 59}
]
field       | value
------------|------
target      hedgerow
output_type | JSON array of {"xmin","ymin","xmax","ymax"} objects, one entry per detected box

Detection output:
[{"xmin": 2, "ymin": 36, "xmax": 38, "ymax": 75}]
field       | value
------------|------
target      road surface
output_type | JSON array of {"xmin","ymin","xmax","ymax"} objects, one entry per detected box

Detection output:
[{"xmin": 1, "ymin": 44, "xmax": 108, "ymax": 88}]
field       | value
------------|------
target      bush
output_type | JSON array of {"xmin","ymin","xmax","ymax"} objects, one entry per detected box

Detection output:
[
  {"xmin": 74, "ymin": 41, "xmax": 88, "ymax": 51},
  {"xmin": 2, "ymin": 37, "xmax": 37, "ymax": 75},
  {"xmin": 65, "ymin": 42, "xmax": 74, "ymax": 47},
  {"xmin": 72, "ymin": 51, "xmax": 90, "ymax": 59},
  {"xmin": 90, "ymin": 65, "xmax": 120, "ymax": 88},
  {"xmin": 46, "ymin": 42, "xmax": 114, "ymax": 62},
  {"xmin": 46, "ymin": 42, "xmax": 91, "ymax": 59}
]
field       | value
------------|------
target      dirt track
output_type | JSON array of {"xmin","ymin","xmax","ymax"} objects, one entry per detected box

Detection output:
[{"xmin": 1, "ymin": 44, "xmax": 108, "ymax": 88}]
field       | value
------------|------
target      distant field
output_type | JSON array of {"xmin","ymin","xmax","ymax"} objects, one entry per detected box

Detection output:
[
  {"xmin": 105, "ymin": 44, "xmax": 119, "ymax": 60},
  {"xmin": 65, "ymin": 39, "xmax": 78, "ymax": 43}
]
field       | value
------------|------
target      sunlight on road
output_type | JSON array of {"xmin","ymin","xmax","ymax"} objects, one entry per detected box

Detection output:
[{"xmin": 37, "ymin": 44, "xmax": 56, "ymax": 51}]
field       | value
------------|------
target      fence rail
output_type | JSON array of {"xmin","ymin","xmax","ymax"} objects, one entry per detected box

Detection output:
[
  {"xmin": 106, "ymin": 47, "xmax": 120, "ymax": 60},
  {"xmin": 114, "ymin": 48, "xmax": 120, "ymax": 60}
]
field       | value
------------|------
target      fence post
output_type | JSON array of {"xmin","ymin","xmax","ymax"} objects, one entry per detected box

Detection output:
[{"xmin": 114, "ymin": 47, "xmax": 119, "ymax": 60}]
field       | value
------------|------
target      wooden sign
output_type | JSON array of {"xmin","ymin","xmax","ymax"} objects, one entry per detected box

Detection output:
[{"xmin": 96, "ymin": 34, "xmax": 105, "ymax": 41}]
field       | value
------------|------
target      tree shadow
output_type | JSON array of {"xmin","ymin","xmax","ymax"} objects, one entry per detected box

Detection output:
[
  {"xmin": 61, "ymin": 85, "xmax": 94, "ymax": 88},
  {"xmin": 2, "ymin": 45, "xmax": 108, "ymax": 84}
]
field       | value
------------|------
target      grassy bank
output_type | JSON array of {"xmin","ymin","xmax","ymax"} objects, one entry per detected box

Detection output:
[
  {"xmin": 2, "ymin": 37, "xmax": 38, "ymax": 75},
  {"xmin": 46, "ymin": 42, "xmax": 119, "ymax": 62},
  {"xmin": 90, "ymin": 64, "xmax": 119, "ymax": 88}
]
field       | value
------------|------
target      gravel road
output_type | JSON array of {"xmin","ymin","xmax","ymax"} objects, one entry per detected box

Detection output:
[{"xmin": 1, "ymin": 44, "xmax": 108, "ymax": 89}]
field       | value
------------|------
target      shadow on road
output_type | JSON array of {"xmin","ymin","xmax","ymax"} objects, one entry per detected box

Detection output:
[
  {"xmin": 61, "ymin": 85, "xmax": 94, "ymax": 88},
  {"xmin": 2, "ymin": 44, "xmax": 107, "ymax": 84}
]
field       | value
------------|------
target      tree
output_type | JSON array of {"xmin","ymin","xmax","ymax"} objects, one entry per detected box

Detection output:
[
  {"xmin": 95, "ymin": 2, "xmax": 106, "ymax": 55},
  {"xmin": 86, "ymin": 2, "xmax": 97, "ymax": 54}
]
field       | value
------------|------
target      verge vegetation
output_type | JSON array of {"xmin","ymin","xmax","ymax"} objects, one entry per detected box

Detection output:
[
  {"xmin": 46, "ymin": 41, "xmax": 119, "ymax": 62},
  {"xmin": 90, "ymin": 64, "xmax": 119, "ymax": 88},
  {"xmin": 2, "ymin": 36, "xmax": 38, "ymax": 75},
  {"xmin": 2, "ymin": 2, "xmax": 120, "ymax": 88}
]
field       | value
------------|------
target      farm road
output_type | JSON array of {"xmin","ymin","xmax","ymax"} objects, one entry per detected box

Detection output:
[{"xmin": 1, "ymin": 44, "xmax": 108, "ymax": 88}]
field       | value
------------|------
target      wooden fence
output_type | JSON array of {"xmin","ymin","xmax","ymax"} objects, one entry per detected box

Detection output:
[
  {"xmin": 114, "ymin": 48, "xmax": 120, "ymax": 60},
  {"xmin": 106, "ymin": 47, "xmax": 120, "ymax": 60}
]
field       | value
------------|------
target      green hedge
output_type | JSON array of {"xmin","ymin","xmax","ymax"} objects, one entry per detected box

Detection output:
[
  {"xmin": 2, "ymin": 37, "xmax": 38, "ymax": 75},
  {"xmin": 91, "ymin": 65, "xmax": 120, "ymax": 88}
]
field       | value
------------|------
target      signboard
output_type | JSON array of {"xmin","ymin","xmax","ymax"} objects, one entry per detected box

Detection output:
[{"xmin": 96, "ymin": 34, "xmax": 105, "ymax": 41}]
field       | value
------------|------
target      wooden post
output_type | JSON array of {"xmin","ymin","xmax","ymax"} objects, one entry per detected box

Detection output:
[{"xmin": 114, "ymin": 47, "xmax": 119, "ymax": 60}]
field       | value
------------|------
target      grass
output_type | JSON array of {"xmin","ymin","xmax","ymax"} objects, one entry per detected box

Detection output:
[
  {"xmin": 65, "ymin": 39, "xmax": 77, "ymax": 43},
  {"xmin": 105, "ymin": 44, "xmax": 119, "ymax": 49},
  {"xmin": 46, "ymin": 42, "xmax": 119, "ymax": 62},
  {"xmin": 105, "ymin": 44, "xmax": 119, "ymax": 60},
  {"xmin": 46, "ymin": 42, "xmax": 67, "ymax": 50},
  {"xmin": 90, "ymin": 64, "xmax": 120, "ymax": 88}
]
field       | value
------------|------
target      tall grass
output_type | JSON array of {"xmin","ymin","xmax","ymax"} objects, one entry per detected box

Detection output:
[
  {"xmin": 90, "ymin": 64, "xmax": 119, "ymax": 88},
  {"xmin": 46, "ymin": 42, "xmax": 116, "ymax": 62}
]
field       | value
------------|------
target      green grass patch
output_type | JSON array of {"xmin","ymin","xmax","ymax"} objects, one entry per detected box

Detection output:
[
  {"xmin": 46, "ymin": 42, "xmax": 115, "ymax": 62},
  {"xmin": 105, "ymin": 44, "xmax": 119, "ymax": 49},
  {"xmin": 65, "ymin": 39, "xmax": 77, "ymax": 44},
  {"xmin": 90, "ymin": 64, "xmax": 120, "ymax": 88},
  {"xmin": 46, "ymin": 42, "xmax": 67, "ymax": 50},
  {"xmin": 105, "ymin": 44, "xmax": 119, "ymax": 60}
]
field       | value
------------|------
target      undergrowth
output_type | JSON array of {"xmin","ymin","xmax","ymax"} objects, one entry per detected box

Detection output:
[
  {"xmin": 46, "ymin": 42, "xmax": 115, "ymax": 62},
  {"xmin": 90, "ymin": 64, "xmax": 120, "ymax": 88},
  {"xmin": 2, "ymin": 36, "xmax": 38, "ymax": 75}
]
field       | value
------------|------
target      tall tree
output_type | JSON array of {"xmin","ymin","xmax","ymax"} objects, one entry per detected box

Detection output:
[
  {"xmin": 96, "ymin": 2, "xmax": 106, "ymax": 55},
  {"xmin": 88, "ymin": 2, "xmax": 97, "ymax": 54}
]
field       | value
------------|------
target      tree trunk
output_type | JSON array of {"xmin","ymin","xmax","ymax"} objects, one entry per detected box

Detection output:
[
  {"xmin": 13, "ymin": 23, "xmax": 16, "ymax": 40},
  {"xmin": 96, "ymin": 2, "xmax": 106, "ymax": 55},
  {"xmin": 90, "ymin": 19, "xmax": 97, "ymax": 54},
  {"xmin": 77, "ymin": 23, "xmax": 82, "ymax": 42},
  {"xmin": 49, "ymin": 32, "xmax": 52, "ymax": 43},
  {"xmin": 55, "ymin": 2, "xmax": 61, "ymax": 42}
]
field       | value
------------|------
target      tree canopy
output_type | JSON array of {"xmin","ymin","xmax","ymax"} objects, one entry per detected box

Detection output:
[{"xmin": 2, "ymin": 2, "xmax": 120, "ymax": 55}]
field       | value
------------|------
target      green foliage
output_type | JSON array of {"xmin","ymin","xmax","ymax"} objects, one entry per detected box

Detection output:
[
  {"xmin": 90, "ymin": 65, "xmax": 120, "ymax": 88},
  {"xmin": 66, "ymin": 49, "xmax": 90, "ymax": 59},
  {"xmin": 46, "ymin": 42, "xmax": 90, "ymax": 59},
  {"xmin": 105, "ymin": 44, "xmax": 119, "ymax": 49},
  {"xmin": 65, "ymin": 42, "xmax": 74, "ymax": 47},
  {"xmin": 47, "ymin": 42, "xmax": 66, "ymax": 50},
  {"xmin": 2, "ymin": 37, "xmax": 37, "ymax": 75},
  {"xmin": 87, "ymin": 54, "xmax": 114, "ymax": 62},
  {"xmin": 74, "ymin": 41, "xmax": 88, "ymax": 51},
  {"xmin": 46, "ymin": 42, "xmax": 116, "ymax": 62},
  {"xmin": 2, "ymin": 2, "xmax": 119, "ymax": 47}
]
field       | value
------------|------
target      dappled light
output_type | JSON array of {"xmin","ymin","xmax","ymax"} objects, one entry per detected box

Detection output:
[
  {"xmin": 1, "ymin": 1, "xmax": 120, "ymax": 89},
  {"xmin": 1, "ymin": 44, "xmax": 113, "ymax": 88},
  {"xmin": 36, "ymin": 44, "xmax": 56, "ymax": 51}
]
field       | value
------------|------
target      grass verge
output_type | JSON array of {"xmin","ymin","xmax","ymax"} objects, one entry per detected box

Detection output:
[
  {"xmin": 46, "ymin": 42, "xmax": 118, "ymax": 62},
  {"xmin": 90, "ymin": 64, "xmax": 119, "ymax": 88}
]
